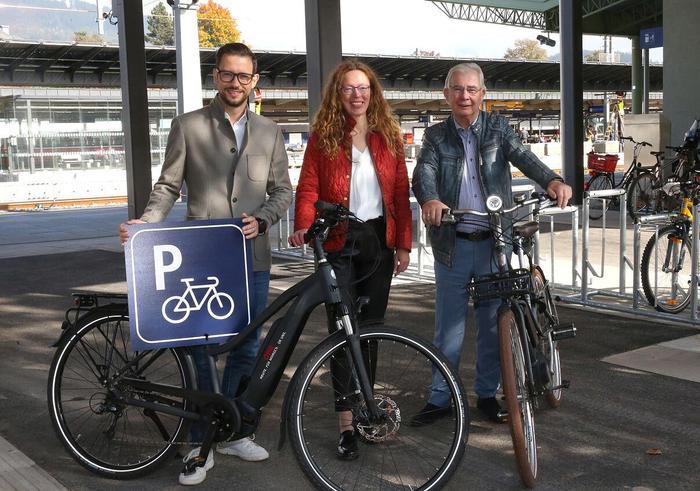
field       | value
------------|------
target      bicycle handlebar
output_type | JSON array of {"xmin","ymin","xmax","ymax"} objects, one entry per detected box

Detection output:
[
  {"xmin": 622, "ymin": 136, "xmax": 652, "ymax": 147},
  {"xmin": 302, "ymin": 200, "xmax": 357, "ymax": 243},
  {"xmin": 442, "ymin": 192, "xmax": 556, "ymax": 223}
]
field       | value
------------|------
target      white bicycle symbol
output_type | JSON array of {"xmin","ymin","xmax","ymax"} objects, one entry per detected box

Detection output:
[{"xmin": 161, "ymin": 276, "xmax": 235, "ymax": 324}]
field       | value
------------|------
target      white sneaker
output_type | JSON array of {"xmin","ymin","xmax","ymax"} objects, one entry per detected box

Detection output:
[
  {"xmin": 216, "ymin": 436, "xmax": 269, "ymax": 461},
  {"xmin": 178, "ymin": 447, "xmax": 214, "ymax": 486}
]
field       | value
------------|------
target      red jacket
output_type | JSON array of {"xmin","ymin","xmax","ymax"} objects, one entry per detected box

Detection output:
[{"xmin": 295, "ymin": 126, "xmax": 412, "ymax": 253}]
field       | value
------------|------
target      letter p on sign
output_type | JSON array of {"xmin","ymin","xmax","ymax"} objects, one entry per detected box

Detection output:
[{"xmin": 154, "ymin": 244, "xmax": 182, "ymax": 290}]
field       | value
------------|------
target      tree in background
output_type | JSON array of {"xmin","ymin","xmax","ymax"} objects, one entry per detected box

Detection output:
[
  {"xmin": 197, "ymin": 1, "xmax": 241, "ymax": 48},
  {"xmin": 73, "ymin": 31, "xmax": 104, "ymax": 43},
  {"xmin": 146, "ymin": 2, "xmax": 174, "ymax": 46},
  {"xmin": 503, "ymin": 39, "xmax": 547, "ymax": 61}
]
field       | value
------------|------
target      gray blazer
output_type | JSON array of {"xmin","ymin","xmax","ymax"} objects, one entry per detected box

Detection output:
[{"xmin": 141, "ymin": 95, "xmax": 292, "ymax": 271}]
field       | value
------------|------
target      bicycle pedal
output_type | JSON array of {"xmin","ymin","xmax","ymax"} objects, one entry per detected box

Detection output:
[
  {"xmin": 551, "ymin": 323, "xmax": 577, "ymax": 341},
  {"xmin": 551, "ymin": 380, "xmax": 571, "ymax": 390}
]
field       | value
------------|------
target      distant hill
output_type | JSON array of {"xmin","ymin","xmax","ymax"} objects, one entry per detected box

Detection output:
[{"xmin": 1, "ymin": 0, "xmax": 119, "ymax": 43}]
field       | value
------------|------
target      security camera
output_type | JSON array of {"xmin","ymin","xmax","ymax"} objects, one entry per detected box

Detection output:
[{"xmin": 536, "ymin": 34, "xmax": 556, "ymax": 47}]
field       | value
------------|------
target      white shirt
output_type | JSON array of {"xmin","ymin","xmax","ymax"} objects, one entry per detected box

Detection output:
[
  {"xmin": 224, "ymin": 111, "xmax": 248, "ymax": 151},
  {"xmin": 350, "ymin": 145, "xmax": 383, "ymax": 221}
]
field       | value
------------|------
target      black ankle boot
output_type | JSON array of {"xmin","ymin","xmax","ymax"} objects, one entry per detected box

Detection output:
[{"xmin": 336, "ymin": 430, "xmax": 359, "ymax": 460}]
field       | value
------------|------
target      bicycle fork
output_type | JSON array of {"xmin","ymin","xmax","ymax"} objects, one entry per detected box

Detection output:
[{"xmin": 335, "ymin": 305, "xmax": 382, "ymax": 422}]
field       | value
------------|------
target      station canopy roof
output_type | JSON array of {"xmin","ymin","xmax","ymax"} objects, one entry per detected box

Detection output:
[
  {"xmin": 429, "ymin": 0, "xmax": 662, "ymax": 36},
  {"xmin": 0, "ymin": 40, "xmax": 661, "ymax": 92}
]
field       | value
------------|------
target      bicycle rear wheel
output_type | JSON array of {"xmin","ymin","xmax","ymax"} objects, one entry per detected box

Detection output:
[
  {"xmin": 641, "ymin": 225, "xmax": 694, "ymax": 314},
  {"xmin": 499, "ymin": 309, "xmax": 537, "ymax": 488},
  {"xmin": 586, "ymin": 174, "xmax": 613, "ymax": 220},
  {"xmin": 288, "ymin": 327, "xmax": 467, "ymax": 490},
  {"xmin": 47, "ymin": 305, "xmax": 192, "ymax": 479},
  {"xmin": 531, "ymin": 267, "xmax": 562, "ymax": 408},
  {"xmin": 626, "ymin": 172, "xmax": 658, "ymax": 220}
]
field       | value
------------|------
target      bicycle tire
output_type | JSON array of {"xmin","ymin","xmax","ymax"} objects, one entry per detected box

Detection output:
[
  {"xmin": 499, "ymin": 309, "xmax": 537, "ymax": 488},
  {"xmin": 47, "ymin": 305, "xmax": 192, "ymax": 479},
  {"xmin": 626, "ymin": 172, "xmax": 658, "ymax": 220},
  {"xmin": 641, "ymin": 225, "xmax": 693, "ymax": 314},
  {"xmin": 531, "ymin": 267, "xmax": 562, "ymax": 408},
  {"xmin": 287, "ymin": 327, "xmax": 468, "ymax": 491},
  {"xmin": 586, "ymin": 174, "xmax": 613, "ymax": 220}
]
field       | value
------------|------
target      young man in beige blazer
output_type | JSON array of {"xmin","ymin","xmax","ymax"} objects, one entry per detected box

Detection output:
[{"xmin": 119, "ymin": 43, "xmax": 292, "ymax": 485}]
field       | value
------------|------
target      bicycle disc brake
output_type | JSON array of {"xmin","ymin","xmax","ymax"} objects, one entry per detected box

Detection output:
[{"xmin": 354, "ymin": 394, "xmax": 401, "ymax": 443}]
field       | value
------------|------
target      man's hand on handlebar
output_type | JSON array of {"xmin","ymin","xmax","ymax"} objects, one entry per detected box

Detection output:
[
  {"xmin": 421, "ymin": 199, "xmax": 449, "ymax": 226},
  {"xmin": 546, "ymin": 180, "xmax": 573, "ymax": 209}
]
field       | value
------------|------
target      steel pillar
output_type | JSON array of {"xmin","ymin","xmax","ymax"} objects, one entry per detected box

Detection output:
[
  {"xmin": 559, "ymin": 0, "xmax": 584, "ymax": 205},
  {"xmin": 172, "ymin": 0, "xmax": 203, "ymax": 114},
  {"xmin": 631, "ymin": 35, "xmax": 642, "ymax": 114},
  {"xmin": 114, "ymin": 0, "xmax": 152, "ymax": 219},
  {"xmin": 304, "ymin": 0, "xmax": 342, "ymax": 122}
]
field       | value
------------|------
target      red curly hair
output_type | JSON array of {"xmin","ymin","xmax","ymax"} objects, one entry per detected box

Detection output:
[{"xmin": 311, "ymin": 60, "xmax": 402, "ymax": 159}]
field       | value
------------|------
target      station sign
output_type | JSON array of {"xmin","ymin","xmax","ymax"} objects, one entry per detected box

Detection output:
[
  {"xmin": 124, "ymin": 219, "xmax": 253, "ymax": 351},
  {"xmin": 640, "ymin": 27, "xmax": 663, "ymax": 49}
]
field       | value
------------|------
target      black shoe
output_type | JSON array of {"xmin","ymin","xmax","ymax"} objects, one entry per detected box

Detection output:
[
  {"xmin": 477, "ymin": 397, "xmax": 507, "ymax": 424},
  {"xmin": 409, "ymin": 403, "xmax": 452, "ymax": 427},
  {"xmin": 336, "ymin": 430, "xmax": 359, "ymax": 460}
]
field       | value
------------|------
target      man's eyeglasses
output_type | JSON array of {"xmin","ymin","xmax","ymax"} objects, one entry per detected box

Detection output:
[
  {"xmin": 216, "ymin": 69, "xmax": 255, "ymax": 85},
  {"xmin": 449, "ymin": 85, "xmax": 482, "ymax": 96},
  {"xmin": 341, "ymin": 85, "xmax": 370, "ymax": 95}
]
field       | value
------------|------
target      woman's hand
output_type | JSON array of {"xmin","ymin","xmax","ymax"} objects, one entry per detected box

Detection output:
[
  {"xmin": 288, "ymin": 229, "xmax": 309, "ymax": 247},
  {"xmin": 394, "ymin": 249, "xmax": 410, "ymax": 276}
]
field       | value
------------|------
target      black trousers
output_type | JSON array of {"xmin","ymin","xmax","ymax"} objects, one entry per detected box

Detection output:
[{"xmin": 326, "ymin": 218, "xmax": 395, "ymax": 412}]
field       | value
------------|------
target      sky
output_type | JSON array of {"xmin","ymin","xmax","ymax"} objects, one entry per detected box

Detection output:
[{"xmin": 207, "ymin": 0, "xmax": 663, "ymax": 63}]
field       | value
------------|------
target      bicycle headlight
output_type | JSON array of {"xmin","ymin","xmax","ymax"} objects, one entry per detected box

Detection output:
[{"xmin": 485, "ymin": 195, "xmax": 503, "ymax": 212}]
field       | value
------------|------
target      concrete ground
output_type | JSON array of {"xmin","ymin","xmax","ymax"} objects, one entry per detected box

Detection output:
[{"xmin": 1, "ymin": 207, "xmax": 700, "ymax": 490}]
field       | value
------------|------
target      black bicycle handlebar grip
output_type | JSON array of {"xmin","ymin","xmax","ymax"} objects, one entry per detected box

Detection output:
[
  {"xmin": 302, "ymin": 229, "xmax": 314, "ymax": 244},
  {"xmin": 314, "ymin": 200, "xmax": 338, "ymax": 213}
]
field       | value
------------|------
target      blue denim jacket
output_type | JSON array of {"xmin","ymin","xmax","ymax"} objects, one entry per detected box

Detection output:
[{"xmin": 412, "ymin": 111, "xmax": 562, "ymax": 267}]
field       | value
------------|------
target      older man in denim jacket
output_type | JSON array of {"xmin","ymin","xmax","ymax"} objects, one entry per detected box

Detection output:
[{"xmin": 411, "ymin": 62, "xmax": 572, "ymax": 425}]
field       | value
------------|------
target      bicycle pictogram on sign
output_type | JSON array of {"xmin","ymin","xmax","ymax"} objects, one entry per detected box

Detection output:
[{"xmin": 161, "ymin": 276, "xmax": 235, "ymax": 324}]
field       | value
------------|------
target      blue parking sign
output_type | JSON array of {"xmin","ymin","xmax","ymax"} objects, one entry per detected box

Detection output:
[{"xmin": 124, "ymin": 218, "xmax": 253, "ymax": 351}]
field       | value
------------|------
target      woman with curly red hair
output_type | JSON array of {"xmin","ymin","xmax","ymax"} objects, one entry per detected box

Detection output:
[{"xmin": 289, "ymin": 60, "xmax": 412, "ymax": 459}]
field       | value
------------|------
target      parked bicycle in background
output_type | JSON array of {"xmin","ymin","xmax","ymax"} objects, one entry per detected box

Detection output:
[{"xmin": 640, "ymin": 119, "xmax": 700, "ymax": 314}]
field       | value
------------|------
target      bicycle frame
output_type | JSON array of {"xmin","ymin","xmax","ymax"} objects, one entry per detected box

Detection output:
[{"xmin": 446, "ymin": 195, "xmax": 563, "ymax": 397}]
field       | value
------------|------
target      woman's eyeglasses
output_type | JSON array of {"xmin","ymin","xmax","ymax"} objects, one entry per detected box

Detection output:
[
  {"xmin": 216, "ymin": 69, "xmax": 254, "ymax": 85},
  {"xmin": 341, "ymin": 85, "xmax": 370, "ymax": 95}
]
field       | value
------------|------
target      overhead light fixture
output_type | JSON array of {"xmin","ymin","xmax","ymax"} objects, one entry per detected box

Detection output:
[{"xmin": 537, "ymin": 34, "xmax": 556, "ymax": 47}]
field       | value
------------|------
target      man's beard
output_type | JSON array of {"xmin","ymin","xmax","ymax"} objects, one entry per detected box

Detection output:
[{"xmin": 220, "ymin": 91, "xmax": 247, "ymax": 109}]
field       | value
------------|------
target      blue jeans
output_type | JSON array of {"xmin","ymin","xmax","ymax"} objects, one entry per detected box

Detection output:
[
  {"xmin": 190, "ymin": 270, "xmax": 270, "ymax": 440},
  {"xmin": 430, "ymin": 238, "xmax": 501, "ymax": 407}
]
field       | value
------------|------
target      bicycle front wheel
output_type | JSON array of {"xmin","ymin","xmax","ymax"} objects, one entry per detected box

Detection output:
[
  {"xmin": 47, "ymin": 306, "xmax": 192, "ymax": 479},
  {"xmin": 586, "ymin": 174, "xmax": 613, "ymax": 220},
  {"xmin": 641, "ymin": 225, "xmax": 694, "ymax": 313},
  {"xmin": 499, "ymin": 309, "xmax": 537, "ymax": 488},
  {"xmin": 288, "ymin": 327, "xmax": 468, "ymax": 490},
  {"xmin": 626, "ymin": 172, "xmax": 658, "ymax": 220}
]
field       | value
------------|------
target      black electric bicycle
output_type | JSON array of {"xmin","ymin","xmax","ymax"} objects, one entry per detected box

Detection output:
[
  {"xmin": 47, "ymin": 201, "xmax": 467, "ymax": 490},
  {"xmin": 443, "ymin": 193, "xmax": 576, "ymax": 488}
]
